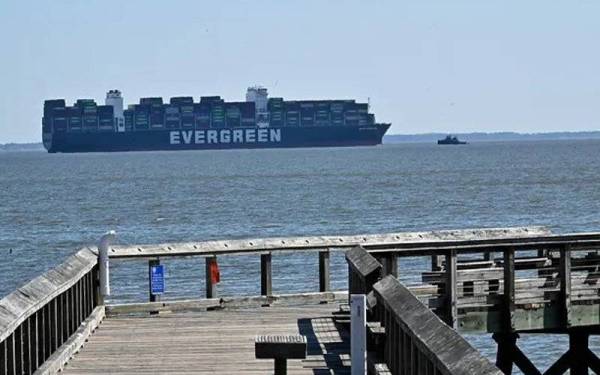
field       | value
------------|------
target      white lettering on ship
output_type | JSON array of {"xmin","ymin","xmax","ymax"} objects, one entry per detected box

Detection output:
[
  {"xmin": 169, "ymin": 129, "xmax": 282, "ymax": 146},
  {"xmin": 181, "ymin": 131, "xmax": 193, "ymax": 144}
]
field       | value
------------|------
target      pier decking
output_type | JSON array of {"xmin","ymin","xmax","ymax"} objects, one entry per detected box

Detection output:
[{"xmin": 62, "ymin": 304, "xmax": 349, "ymax": 374}]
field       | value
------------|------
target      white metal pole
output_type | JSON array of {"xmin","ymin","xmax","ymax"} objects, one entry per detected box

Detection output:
[
  {"xmin": 98, "ymin": 231, "xmax": 116, "ymax": 302},
  {"xmin": 351, "ymin": 294, "xmax": 367, "ymax": 375}
]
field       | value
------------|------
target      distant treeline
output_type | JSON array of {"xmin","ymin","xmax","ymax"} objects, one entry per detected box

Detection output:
[
  {"xmin": 0, "ymin": 143, "xmax": 45, "ymax": 151},
  {"xmin": 384, "ymin": 131, "xmax": 600, "ymax": 143}
]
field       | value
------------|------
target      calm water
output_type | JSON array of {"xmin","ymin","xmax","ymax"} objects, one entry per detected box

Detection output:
[{"xmin": 2, "ymin": 140, "xmax": 600, "ymax": 371}]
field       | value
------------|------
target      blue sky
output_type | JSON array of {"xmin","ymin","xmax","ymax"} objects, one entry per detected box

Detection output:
[{"xmin": 1, "ymin": 1, "xmax": 599, "ymax": 142}]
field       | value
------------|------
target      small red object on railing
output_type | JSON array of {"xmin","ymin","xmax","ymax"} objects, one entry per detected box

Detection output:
[{"xmin": 210, "ymin": 258, "xmax": 221, "ymax": 284}]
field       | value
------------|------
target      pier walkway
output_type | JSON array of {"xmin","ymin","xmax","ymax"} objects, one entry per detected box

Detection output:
[
  {"xmin": 61, "ymin": 304, "xmax": 349, "ymax": 374},
  {"xmin": 4, "ymin": 226, "xmax": 600, "ymax": 374}
]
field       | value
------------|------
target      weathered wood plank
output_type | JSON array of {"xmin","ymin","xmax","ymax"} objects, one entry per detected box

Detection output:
[
  {"xmin": 61, "ymin": 304, "xmax": 348, "ymax": 374},
  {"xmin": 108, "ymin": 226, "xmax": 550, "ymax": 258},
  {"xmin": 105, "ymin": 291, "xmax": 348, "ymax": 316}
]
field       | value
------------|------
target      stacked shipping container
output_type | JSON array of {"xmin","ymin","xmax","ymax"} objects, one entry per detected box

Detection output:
[{"xmin": 43, "ymin": 94, "xmax": 376, "ymax": 134}]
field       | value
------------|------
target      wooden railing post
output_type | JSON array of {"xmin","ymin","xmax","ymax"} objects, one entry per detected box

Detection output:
[
  {"xmin": 22, "ymin": 318, "xmax": 30, "ymax": 375},
  {"xmin": 98, "ymin": 231, "xmax": 115, "ymax": 305},
  {"xmin": 379, "ymin": 253, "xmax": 398, "ymax": 278},
  {"xmin": 318, "ymin": 250, "xmax": 330, "ymax": 293},
  {"xmin": 205, "ymin": 256, "xmax": 218, "ymax": 299},
  {"xmin": 345, "ymin": 246, "xmax": 383, "ymax": 307},
  {"xmin": 350, "ymin": 294, "xmax": 366, "ymax": 374},
  {"xmin": 503, "ymin": 247, "xmax": 516, "ymax": 331},
  {"xmin": 7, "ymin": 334, "xmax": 15, "ymax": 375},
  {"xmin": 261, "ymin": 253, "xmax": 273, "ymax": 296},
  {"xmin": 69, "ymin": 288, "xmax": 75, "ymax": 335},
  {"xmin": 445, "ymin": 250, "xmax": 458, "ymax": 328},
  {"xmin": 0, "ymin": 339, "xmax": 6, "ymax": 375},
  {"xmin": 431, "ymin": 255, "xmax": 443, "ymax": 271},
  {"xmin": 29, "ymin": 314, "xmax": 38, "ymax": 371},
  {"xmin": 61, "ymin": 292, "xmax": 69, "ymax": 343},
  {"xmin": 559, "ymin": 244, "xmax": 572, "ymax": 327},
  {"xmin": 14, "ymin": 326, "xmax": 22, "ymax": 375},
  {"xmin": 50, "ymin": 298, "xmax": 58, "ymax": 354}
]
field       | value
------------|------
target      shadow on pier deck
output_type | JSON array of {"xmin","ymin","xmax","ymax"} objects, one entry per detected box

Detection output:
[{"xmin": 62, "ymin": 304, "xmax": 350, "ymax": 374}]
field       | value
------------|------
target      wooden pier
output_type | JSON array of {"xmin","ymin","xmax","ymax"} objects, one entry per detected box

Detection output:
[{"xmin": 3, "ymin": 226, "xmax": 600, "ymax": 374}]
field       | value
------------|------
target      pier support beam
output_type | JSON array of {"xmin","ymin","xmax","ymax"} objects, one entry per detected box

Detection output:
[
  {"xmin": 569, "ymin": 331, "xmax": 589, "ymax": 375},
  {"xmin": 493, "ymin": 330, "xmax": 600, "ymax": 375},
  {"xmin": 493, "ymin": 333, "xmax": 540, "ymax": 375},
  {"xmin": 318, "ymin": 250, "xmax": 330, "ymax": 293}
]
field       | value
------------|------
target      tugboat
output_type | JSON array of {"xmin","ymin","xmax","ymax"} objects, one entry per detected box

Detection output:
[{"xmin": 437, "ymin": 135, "xmax": 467, "ymax": 145}]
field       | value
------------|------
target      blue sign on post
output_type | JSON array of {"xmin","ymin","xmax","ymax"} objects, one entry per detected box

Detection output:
[{"xmin": 150, "ymin": 264, "xmax": 165, "ymax": 295}]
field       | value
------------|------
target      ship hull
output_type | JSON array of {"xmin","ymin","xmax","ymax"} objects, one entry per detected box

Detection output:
[{"xmin": 45, "ymin": 124, "xmax": 390, "ymax": 153}]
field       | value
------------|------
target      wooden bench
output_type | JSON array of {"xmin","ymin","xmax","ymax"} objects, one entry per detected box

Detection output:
[{"xmin": 255, "ymin": 335, "xmax": 307, "ymax": 375}]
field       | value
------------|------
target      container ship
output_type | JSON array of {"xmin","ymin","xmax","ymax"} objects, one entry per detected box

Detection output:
[{"xmin": 42, "ymin": 87, "xmax": 390, "ymax": 153}]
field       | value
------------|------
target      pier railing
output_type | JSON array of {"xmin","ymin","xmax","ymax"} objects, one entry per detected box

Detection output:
[
  {"xmin": 0, "ymin": 227, "xmax": 544, "ymax": 373},
  {"xmin": 345, "ymin": 233, "xmax": 600, "ymax": 374},
  {"xmin": 373, "ymin": 275, "xmax": 502, "ymax": 375},
  {"xmin": 8, "ymin": 225, "xmax": 600, "ymax": 374},
  {"xmin": 346, "ymin": 245, "xmax": 501, "ymax": 374},
  {"xmin": 0, "ymin": 248, "xmax": 101, "ymax": 375},
  {"xmin": 342, "ymin": 232, "xmax": 600, "ymax": 332},
  {"xmin": 104, "ymin": 227, "xmax": 548, "ymax": 313}
]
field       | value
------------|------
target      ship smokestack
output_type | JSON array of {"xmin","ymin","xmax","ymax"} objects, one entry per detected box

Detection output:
[{"xmin": 106, "ymin": 89, "xmax": 125, "ymax": 132}]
